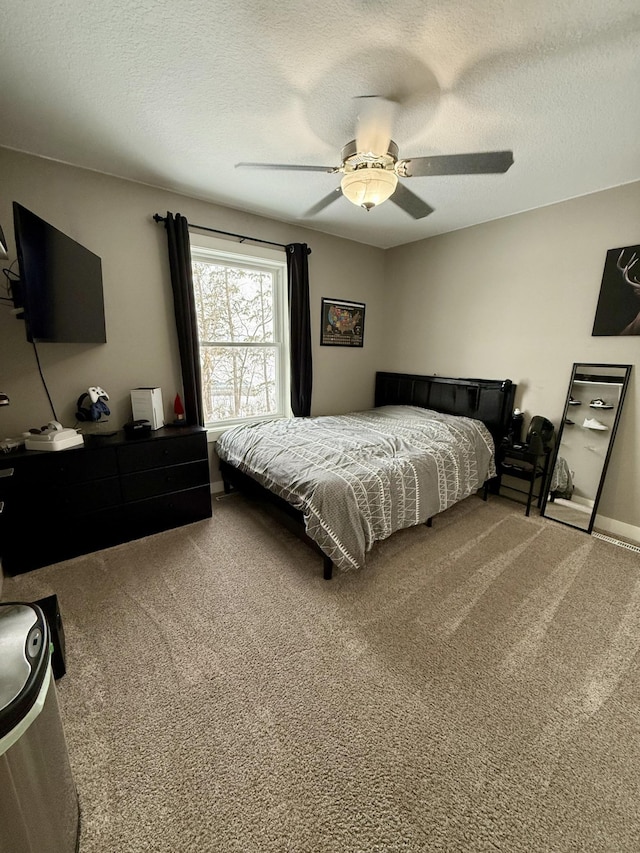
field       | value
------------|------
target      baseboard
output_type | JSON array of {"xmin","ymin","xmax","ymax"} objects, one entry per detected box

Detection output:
[
  {"xmin": 211, "ymin": 480, "xmax": 225, "ymax": 496},
  {"xmin": 552, "ymin": 498, "xmax": 640, "ymax": 545},
  {"xmin": 593, "ymin": 514, "xmax": 640, "ymax": 545}
]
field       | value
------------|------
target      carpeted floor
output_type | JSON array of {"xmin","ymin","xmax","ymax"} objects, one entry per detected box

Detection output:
[{"xmin": 3, "ymin": 493, "xmax": 640, "ymax": 852}]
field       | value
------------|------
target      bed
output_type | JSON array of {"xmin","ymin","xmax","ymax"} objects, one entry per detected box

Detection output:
[{"xmin": 217, "ymin": 371, "xmax": 516, "ymax": 579}]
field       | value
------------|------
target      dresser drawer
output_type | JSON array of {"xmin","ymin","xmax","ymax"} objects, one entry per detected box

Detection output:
[
  {"xmin": 1, "ymin": 446, "xmax": 118, "ymax": 489},
  {"xmin": 2, "ymin": 473, "xmax": 121, "ymax": 516},
  {"xmin": 1, "ymin": 505, "xmax": 125, "ymax": 575},
  {"xmin": 0, "ymin": 465, "xmax": 16, "ymax": 502},
  {"xmin": 120, "ymin": 459, "xmax": 210, "ymax": 502},
  {"xmin": 47, "ymin": 476, "xmax": 122, "ymax": 515},
  {"xmin": 123, "ymin": 485, "xmax": 212, "ymax": 538},
  {"xmin": 117, "ymin": 432, "xmax": 207, "ymax": 474}
]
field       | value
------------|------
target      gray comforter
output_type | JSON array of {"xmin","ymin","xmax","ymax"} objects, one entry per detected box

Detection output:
[{"xmin": 216, "ymin": 405, "xmax": 496, "ymax": 572}]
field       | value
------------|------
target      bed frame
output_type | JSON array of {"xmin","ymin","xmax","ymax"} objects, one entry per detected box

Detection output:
[{"xmin": 219, "ymin": 371, "xmax": 516, "ymax": 580}]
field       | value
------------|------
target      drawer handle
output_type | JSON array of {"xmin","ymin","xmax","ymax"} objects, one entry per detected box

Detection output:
[
  {"xmin": 0, "ymin": 500, "xmax": 4, "ymax": 514},
  {"xmin": 0, "ymin": 468, "xmax": 15, "ymax": 478}
]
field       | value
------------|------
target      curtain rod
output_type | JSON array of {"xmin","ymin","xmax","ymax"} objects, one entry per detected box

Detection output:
[{"xmin": 152, "ymin": 214, "xmax": 311, "ymax": 254}]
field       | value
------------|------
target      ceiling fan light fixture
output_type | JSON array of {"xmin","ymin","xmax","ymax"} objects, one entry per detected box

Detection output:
[{"xmin": 340, "ymin": 168, "xmax": 398, "ymax": 211}]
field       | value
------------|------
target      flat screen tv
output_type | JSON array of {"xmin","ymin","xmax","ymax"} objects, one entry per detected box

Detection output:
[{"xmin": 12, "ymin": 202, "xmax": 106, "ymax": 343}]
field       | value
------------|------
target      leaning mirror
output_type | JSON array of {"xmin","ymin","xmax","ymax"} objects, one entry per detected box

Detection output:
[{"xmin": 542, "ymin": 363, "xmax": 632, "ymax": 532}]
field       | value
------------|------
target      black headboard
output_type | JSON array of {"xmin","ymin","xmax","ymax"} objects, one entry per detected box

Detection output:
[{"xmin": 375, "ymin": 372, "xmax": 516, "ymax": 444}]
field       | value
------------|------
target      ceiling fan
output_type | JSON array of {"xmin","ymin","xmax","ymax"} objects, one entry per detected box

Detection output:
[{"xmin": 236, "ymin": 97, "xmax": 514, "ymax": 220}]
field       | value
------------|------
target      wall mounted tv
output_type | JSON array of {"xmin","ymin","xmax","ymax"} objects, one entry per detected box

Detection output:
[{"xmin": 12, "ymin": 202, "xmax": 107, "ymax": 343}]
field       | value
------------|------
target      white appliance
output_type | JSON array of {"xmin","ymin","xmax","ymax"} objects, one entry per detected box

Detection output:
[
  {"xmin": 24, "ymin": 422, "xmax": 84, "ymax": 452},
  {"xmin": 130, "ymin": 387, "xmax": 164, "ymax": 430}
]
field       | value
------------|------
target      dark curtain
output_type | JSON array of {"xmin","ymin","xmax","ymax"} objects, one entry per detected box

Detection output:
[
  {"xmin": 286, "ymin": 243, "xmax": 313, "ymax": 417},
  {"xmin": 163, "ymin": 212, "xmax": 204, "ymax": 427}
]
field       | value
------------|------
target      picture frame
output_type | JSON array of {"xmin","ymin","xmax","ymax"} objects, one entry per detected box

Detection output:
[
  {"xmin": 592, "ymin": 244, "xmax": 640, "ymax": 336},
  {"xmin": 320, "ymin": 298, "xmax": 365, "ymax": 347}
]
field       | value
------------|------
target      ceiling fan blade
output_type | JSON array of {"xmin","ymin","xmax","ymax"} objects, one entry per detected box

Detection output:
[
  {"xmin": 390, "ymin": 182, "xmax": 435, "ymax": 220},
  {"xmin": 305, "ymin": 187, "xmax": 343, "ymax": 217},
  {"xmin": 355, "ymin": 96, "xmax": 396, "ymax": 156},
  {"xmin": 235, "ymin": 162, "xmax": 335, "ymax": 172},
  {"xmin": 401, "ymin": 150, "xmax": 514, "ymax": 177}
]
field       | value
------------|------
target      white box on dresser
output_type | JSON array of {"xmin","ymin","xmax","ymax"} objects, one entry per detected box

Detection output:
[{"xmin": 130, "ymin": 387, "xmax": 164, "ymax": 430}]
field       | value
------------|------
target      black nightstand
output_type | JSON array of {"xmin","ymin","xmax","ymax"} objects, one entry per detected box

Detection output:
[{"xmin": 486, "ymin": 443, "xmax": 552, "ymax": 516}]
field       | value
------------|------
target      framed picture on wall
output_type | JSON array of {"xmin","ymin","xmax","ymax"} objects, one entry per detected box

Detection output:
[
  {"xmin": 320, "ymin": 298, "xmax": 365, "ymax": 347},
  {"xmin": 592, "ymin": 244, "xmax": 640, "ymax": 336}
]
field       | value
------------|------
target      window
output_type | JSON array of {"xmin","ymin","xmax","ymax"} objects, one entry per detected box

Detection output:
[{"xmin": 190, "ymin": 236, "xmax": 290, "ymax": 429}]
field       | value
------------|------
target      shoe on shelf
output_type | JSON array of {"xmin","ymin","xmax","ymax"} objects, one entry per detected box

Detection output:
[
  {"xmin": 568, "ymin": 396, "xmax": 581, "ymax": 405},
  {"xmin": 583, "ymin": 417, "xmax": 608, "ymax": 430},
  {"xmin": 589, "ymin": 398, "xmax": 613, "ymax": 409}
]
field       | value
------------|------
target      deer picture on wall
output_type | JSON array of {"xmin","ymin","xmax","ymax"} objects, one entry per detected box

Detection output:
[{"xmin": 592, "ymin": 244, "xmax": 640, "ymax": 336}]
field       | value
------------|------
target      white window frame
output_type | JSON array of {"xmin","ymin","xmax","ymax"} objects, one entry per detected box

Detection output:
[{"xmin": 189, "ymin": 234, "xmax": 291, "ymax": 434}]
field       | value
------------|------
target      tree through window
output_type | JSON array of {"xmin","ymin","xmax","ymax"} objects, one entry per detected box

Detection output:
[{"xmin": 190, "ymin": 238, "xmax": 290, "ymax": 427}]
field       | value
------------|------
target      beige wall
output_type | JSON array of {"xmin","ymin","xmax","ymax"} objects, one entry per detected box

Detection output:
[
  {"xmin": 1, "ymin": 146, "xmax": 637, "ymax": 540},
  {"xmin": 383, "ymin": 181, "xmax": 640, "ymax": 536},
  {"xmin": 0, "ymin": 148, "xmax": 386, "ymax": 480}
]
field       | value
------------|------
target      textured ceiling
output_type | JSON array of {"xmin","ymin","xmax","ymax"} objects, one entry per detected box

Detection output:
[{"xmin": 0, "ymin": 0, "xmax": 638, "ymax": 249}]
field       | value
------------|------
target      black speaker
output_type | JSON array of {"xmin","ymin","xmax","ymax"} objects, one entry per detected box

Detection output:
[
  {"xmin": 509, "ymin": 411, "xmax": 524, "ymax": 445},
  {"xmin": 33, "ymin": 594, "xmax": 67, "ymax": 679}
]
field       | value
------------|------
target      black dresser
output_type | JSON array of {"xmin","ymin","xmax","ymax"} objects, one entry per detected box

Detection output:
[{"xmin": 0, "ymin": 426, "xmax": 212, "ymax": 575}]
